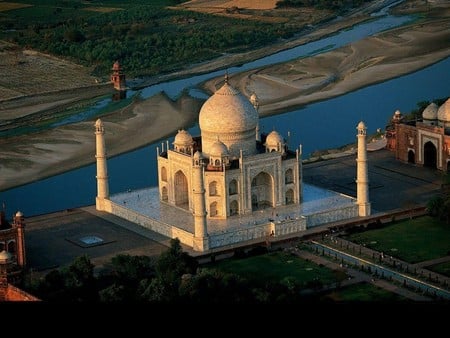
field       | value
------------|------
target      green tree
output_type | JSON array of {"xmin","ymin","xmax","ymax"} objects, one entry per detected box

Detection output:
[{"xmin": 63, "ymin": 254, "xmax": 97, "ymax": 302}]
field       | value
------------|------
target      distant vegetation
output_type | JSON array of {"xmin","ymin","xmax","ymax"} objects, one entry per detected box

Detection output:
[{"xmin": 0, "ymin": 0, "xmax": 373, "ymax": 78}]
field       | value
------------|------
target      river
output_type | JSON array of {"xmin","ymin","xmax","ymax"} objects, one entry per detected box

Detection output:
[{"xmin": 1, "ymin": 9, "xmax": 449, "ymax": 218}]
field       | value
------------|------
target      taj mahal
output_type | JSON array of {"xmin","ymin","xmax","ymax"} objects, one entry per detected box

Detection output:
[{"xmin": 94, "ymin": 76, "xmax": 371, "ymax": 252}]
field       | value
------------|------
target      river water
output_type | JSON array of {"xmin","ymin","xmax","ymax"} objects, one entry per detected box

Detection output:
[{"xmin": 1, "ymin": 10, "xmax": 449, "ymax": 217}]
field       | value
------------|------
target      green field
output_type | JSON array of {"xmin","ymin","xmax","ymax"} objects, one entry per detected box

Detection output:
[
  {"xmin": 346, "ymin": 216, "xmax": 450, "ymax": 263},
  {"xmin": 208, "ymin": 251, "xmax": 345, "ymax": 287},
  {"xmin": 428, "ymin": 261, "xmax": 450, "ymax": 278},
  {"xmin": 320, "ymin": 282, "xmax": 408, "ymax": 302}
]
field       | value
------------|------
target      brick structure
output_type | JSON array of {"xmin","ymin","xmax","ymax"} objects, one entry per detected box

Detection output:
[
  {"xmin": 0, "ymin": 210, "xmax": 26, "ymax": 270},
  {"xmin": 110, "ymin": 60, "xmax": 126, "ymax": 91},
  {"xmin": 0, "ymin": 211, "xmax": 39, "ymax": 301},
  {"xmin": 0, "ymin": 250, "xmax": 38, "ymax": 301},
  {"xmin": 386, "ymin": 98, "xmax": 450, "ymax": 171}
]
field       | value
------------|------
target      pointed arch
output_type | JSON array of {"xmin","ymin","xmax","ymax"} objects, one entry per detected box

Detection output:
[
  {"xmin": 285, "ymin": 189, "xmax": 294, "ymax": 205},
  {"xmin": 209, "ymin": 181, "xmax": 219, "ymax": 196},
  {"xmin": 230, "ymin": 200, "xmax": 239, "ymax": 215},
  {"xmin": 408, "ymin": 150, "xmax": 415, "ymax": 164},
  {"xmin": 229, "ymin": 179, "xmax": 237, "ymax": 195},
  {"xmin": 174, "ymin": 170, "xmax": 189, "ymax": 209},
  {"xmin": 285, "ymin": 168, "xmax": 293, "ymax": 184},
  {"xmin": 251, "ymin": 172, "xmax": 274, "ymax": 211},
  {"xmin": 424, "ymin": 141, "xmax": 437, "ymax": 168},
  {"xmin": 161, "ymin": 186, "xmax": 168, "ymax": 202},
  {"xmin": 161, "ymin": 167, "xmax": 167, "ymax": 182},
  {"xmin": 7, "ymin": 240, "xmax": 16, "ymax": 254},
  {"xmin": 210, "ymin": 201, "xmax": 218, "ymax": 217}
]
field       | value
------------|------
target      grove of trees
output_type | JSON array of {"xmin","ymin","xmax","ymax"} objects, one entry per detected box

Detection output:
[
  {"xmin": 24, "ymin": 238, "xmax": 322, "ymax": 303},
  {"xmin": 0, "ymin": 0, "xmax": 372, "ymax": 78}
]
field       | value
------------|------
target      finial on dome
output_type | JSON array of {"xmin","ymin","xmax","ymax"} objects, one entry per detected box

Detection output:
[{"xmin": 224, "ymin": 71, "xmax": 229, "ymax": 84}]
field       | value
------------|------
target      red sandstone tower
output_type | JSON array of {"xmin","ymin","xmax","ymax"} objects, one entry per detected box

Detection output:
[
  {"xmin": 13, "ymin": 211, "xmax": 26, "ymax": 268},
  {"xmin": 111, "ymin": 60, "xmax": 126, "ymax": 91}
]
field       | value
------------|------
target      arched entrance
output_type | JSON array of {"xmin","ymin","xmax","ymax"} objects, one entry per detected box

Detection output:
[
  {"xmin": 7, "ymin": 241, "xmax": 15, "ymax": 254},
  {"xmin": 161, "ymin": 167, "xmax": 167, "ymax": 181},
  {"xmin": 230, "ymin": 200, "xmax": 239, "ymax": 215},
  {"xmin": 161, "ymin": 186, "xmax": 168, "ymax": 202},
  {"xmin": 251, "ymin": 172, "xmax": 274, "ymax": 211},
  {"xmin": 423, "ymin": 141, "xmax": 437, "ymax": 168},
  {"xmin": 174, "ymin": 170, "xmax": 189, "ymax": 209},
  {"xmin": 210, "ymin": 202, "xmax": 218, "ymax": 217},
  {"xmin": 408, "ymin": 150, "xmax": 415, "ymax": 164},
  {"xmin": 285, "ymin": 189, "xmax": 294, "ymax": 205}
]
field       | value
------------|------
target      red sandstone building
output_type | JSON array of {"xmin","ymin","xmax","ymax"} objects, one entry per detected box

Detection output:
[
  {"xmin": 386, "ymin": 98, "xmax": 450, "ymax": 171},
  {"xmin": 110, "ymin": 60, "xmax": 126, "ymax": 91},
  {"xmin": 0, "ymin": 210, "xmax": 38, "ymax": 301}
]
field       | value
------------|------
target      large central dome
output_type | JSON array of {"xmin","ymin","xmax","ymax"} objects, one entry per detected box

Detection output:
[{"xmin": 199, "ymin": 81, "xmax": 259, "ymax": 157}]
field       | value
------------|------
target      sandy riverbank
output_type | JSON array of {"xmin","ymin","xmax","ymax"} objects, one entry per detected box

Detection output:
[
  {"xmin": 203, "ymin": 9, "xmax": 450, "ymax": 117},
  {"xmin": 1, "ymin": 1, "xmax": 449, "ymax": 192}
]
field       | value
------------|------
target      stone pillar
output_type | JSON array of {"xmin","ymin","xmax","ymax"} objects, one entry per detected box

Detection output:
[
  {"xmin": 95, "ymin": 119, "xmax": 109, "ymax": 210},
  {"xmin": 13, "ymin": 211, "xmax": 26, "ymax": 268},
  {"xmin": 192, "ymin": 152, "xmax": 209, "ymax": 251},
  {"xmin": 356, "ymin": 121, "xmax": 371, "ymax": 216}
]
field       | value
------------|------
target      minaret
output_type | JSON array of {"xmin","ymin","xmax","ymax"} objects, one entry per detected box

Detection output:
[
  {"xmin": 95, "ymin": 119, "xmax": 109, "ymax": 211},
  {"xmin": 250, "ymin": 93, "xmax": 260, "ymax": 142},
  {"xmin": 356, "ymin": 121, "xmax": 371, "ymax": 216},
  {"xmin": 192, "ymin": 151, "xmax": 209, "ymax": 251},
  {"xmin": 111, "ymin": 60, "xmax": 126, "ymax": 91},
  {"xmin": 13, "ymin": 211, "xmax": 26, "ymax": 268}
]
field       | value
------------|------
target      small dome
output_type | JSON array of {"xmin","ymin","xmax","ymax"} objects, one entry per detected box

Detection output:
[
  {"xmin": 193, "ymin": 151, "xmax": 204, "ymax": 160},
  {"xmin": 173, "ymin": 129, "xmax": 193, "ymax": 146},
  {"xmin": 250, "ymin": 93, "xmax": 259, "ymax": 108},
  {"xmin": 265, "ymin": 130, "xmax": 283, "ymax": 147},
  {"xmin": 15, "ymin": 211, "xmax": 23, "ymax": 217},
  {"xmin": 357, "ymin": 121, "xmax": 366, "ymax": 130},
  {"xmin": 437, "ymin": 98, "xmax": 450, "ymax": 122},
  {"xmin": 95, "ymin": 119, "xmax": 103, "ymax": 127},
  {"xmin": 210, "ymin": 139, "xmax": 229, "ymax": 157},
  {"xmin": 422, "ymin": 102, "xmax": 438, "ymax": 120},
  {"xmin": 0, "ymin": 250, "xmax": 12, "ymax": 264}
]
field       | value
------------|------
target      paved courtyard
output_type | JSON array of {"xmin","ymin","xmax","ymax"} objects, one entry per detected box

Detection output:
[
  {"xmin": 303, "ymin": 149, "xmax": 443, "ymax": 212},
  {"xmin": 25, "ymin": 207, "xmax": 168, "ymax": 274}
]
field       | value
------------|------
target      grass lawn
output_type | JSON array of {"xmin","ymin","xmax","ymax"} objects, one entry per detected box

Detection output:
[
  {"xmin": 428, "ymin": 261, "xmax": 450, "ymax": 278},
  {"xmin": 345, "ymin": 216, "xmax": 450, "ymax": 263},
  {"xmin": 207, "ymin": 251, "xmax": 344, "ymax": 287},
  {"xmin": 320, "ymin": 282, "xmax": 409, "ymax": 302}
]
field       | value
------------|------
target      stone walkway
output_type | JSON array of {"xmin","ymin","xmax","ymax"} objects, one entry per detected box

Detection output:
[
  {"xmin": 293, "ymin": 248, "xmax": 431, "ymax": 301},
  {"xmin": 321, "ymin": 236, "xmax": 450, "ymax": 291},
  {"xmin": 414, "ymin": 255, "xmax": 450, "ymax": 269}
]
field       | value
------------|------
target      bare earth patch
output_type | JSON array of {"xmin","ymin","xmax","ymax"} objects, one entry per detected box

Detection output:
[
  {"xmin": 176, "ymin": 0, "xmax": 330, "ymax": 23},
  {"xmin": 204, "ymin": 9, "xmax": 450, "ymax": 117},
  {"xmin": 83, "ymin": 7, "xmax": 123, "ymax": 13},
  {"xmin": 0, "ymin": 2, "xmax": 32, "ymax": 12}
]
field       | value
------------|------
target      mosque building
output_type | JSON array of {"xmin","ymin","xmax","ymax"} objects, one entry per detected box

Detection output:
[
  {"xmin": 95, "ymin": 76, "xmax": 370, "ymax": 252},
  {"xmin": 386, "ymin": 98, "xmax": 450, "ymax": 171}
]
